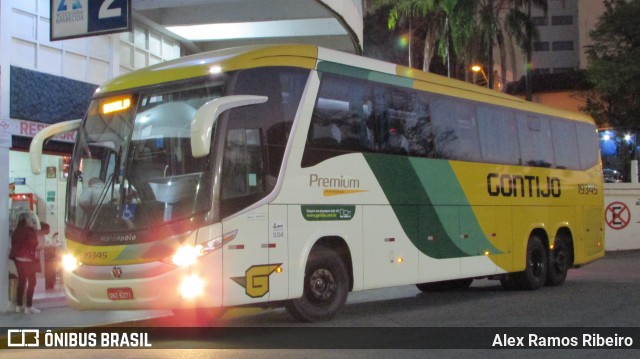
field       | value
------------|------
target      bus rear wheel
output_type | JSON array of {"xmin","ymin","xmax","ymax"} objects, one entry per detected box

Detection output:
[
  {"xmin": 546, "ymin": 239, "xmax": 570, "ymax": 286},
  {"xmin": 285, "ymin": 247, "xmax": 349, "ymax": 322}
]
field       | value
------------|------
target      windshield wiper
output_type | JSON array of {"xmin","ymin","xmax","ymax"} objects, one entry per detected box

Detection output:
[{"xmin": 83, "ymin": 173, "xmax": 114, "ymax": 234}]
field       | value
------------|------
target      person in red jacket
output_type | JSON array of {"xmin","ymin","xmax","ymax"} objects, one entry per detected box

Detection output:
[{"xmin": 11, "ymin": 213, "xmax": 41, "ymax": 314}]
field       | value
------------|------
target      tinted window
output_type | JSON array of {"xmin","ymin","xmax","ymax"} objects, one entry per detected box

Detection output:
[
  {"xmin": 220, "ymin": 67, "xmax": 309, "ymax": 217},
  {"xmin": 303, "ymin": 73, "xmax": 435, "ymax": 167},
  {"xmin": 551, "ymin": 119, "xmax": 579, "ymax": 169},
  {"xmin": 302, "ymin": 71, "xmax": 595, "ymax": 172},
  {"xmin": 477, "ymin": 105, "xmax": 520, "ymax": 165},
  {"xmin": 517, "ymin": 114, "xmax": 555, "ymax": 167},
  {"xmin": 431, "ymin": 97, "xmax": 481, "ymax": 161},
  {"xmin": 576, "ymin": 123, "xmax": 599, "ymax": 170}
]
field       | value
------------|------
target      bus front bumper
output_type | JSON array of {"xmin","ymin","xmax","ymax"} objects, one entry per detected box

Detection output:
[{"xmin": 62, "ymin": 257, "xmax": 223, "ymax": 310}]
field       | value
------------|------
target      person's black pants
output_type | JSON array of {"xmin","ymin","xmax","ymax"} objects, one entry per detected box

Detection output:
[{"xmin": 16, "ymin": 261, "xmax": 37, "ymax": 308}]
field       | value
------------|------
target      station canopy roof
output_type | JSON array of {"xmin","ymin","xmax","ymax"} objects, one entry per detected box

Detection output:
[{"xmin": 133, "ymin": 0, "xmax": 363, "ymax": 54}]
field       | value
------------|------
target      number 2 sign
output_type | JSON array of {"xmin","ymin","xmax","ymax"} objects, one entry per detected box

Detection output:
[{"xmin": 51, "ymin": 0, "xmax": 131, "ymax": 41}]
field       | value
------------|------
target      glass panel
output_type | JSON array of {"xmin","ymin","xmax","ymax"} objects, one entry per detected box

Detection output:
[
  {"xmin": 577, "ymin": 123, "xmax": 599, "ymax": 170},
  {"xmin": 517, "ymin": 114, "xmax": 555, "ymax": 167},
  {"xmin": 431, "ymin": 97, "xmax": 481, "ymax": 161},
  {"xmin": 551, "ymin": 119, "xmax": 579, "ymax": 169},
  {"xmin": 220, "ymin": 67, "xmax": 309, "ymax": 217},
  {"xmin": 477, "ymin": 105, "xmax": 520, "ymax": 165},
  {"xmin": 68, "ymin": 80, "xmax": 223, "ymax": 232}
]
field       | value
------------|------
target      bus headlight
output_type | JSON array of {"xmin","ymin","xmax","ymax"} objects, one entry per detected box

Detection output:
[
  {"xmin": 179, "ymin": 274, "xmax": 205, "ymax": 299},
  {"xmin": 171, "ymin": 245, "xmax": 204, "ymax": 267},
  {"xmin": 165, "ymin": 230, "xmax": 238, "ymax": 267},
  {"xmin": 62, "ymin": 253, "xmax": 80, "ymax": 272}
]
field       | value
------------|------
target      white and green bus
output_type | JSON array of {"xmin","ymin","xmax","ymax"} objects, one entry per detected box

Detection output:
[{"xmin": 30, "ymin": 44, "xmax": 604, "ymax": 322}]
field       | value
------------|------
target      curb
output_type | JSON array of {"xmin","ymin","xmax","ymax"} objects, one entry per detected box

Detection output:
[{"xmin": 33, "ymin": 294, "xmax": 67, "ymax": 309}]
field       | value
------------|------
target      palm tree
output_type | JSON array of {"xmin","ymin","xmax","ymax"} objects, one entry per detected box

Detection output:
[
  {"xmin": 475, "ymin": 0, "xmax": 514, "ymax": 91},
  {"xmin": 508, "ymin": 0, "xmax": 548, "ymax": 100},
  {"xmin": 375, "ymin": 0, "xmax": 475, "ymax": 76},
  {"xmin": 439, "ymin": 0, "xmax": 476, "ymax": 78}
]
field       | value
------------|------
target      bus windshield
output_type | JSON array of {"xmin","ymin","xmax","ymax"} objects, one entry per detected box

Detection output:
[{"xmin": 67, "ymin": 79, "xmax": 224, "ymax": 235}]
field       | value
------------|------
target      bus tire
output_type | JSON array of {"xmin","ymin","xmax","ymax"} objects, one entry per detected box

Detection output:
[
  {"xmin": 285, "ymin": 247, "xmax": 349, "ymax": 322},
  {"xmin": 416, "ymin": 278, "xmax": 473, "ymax": 292},
  {"xmin": 546, "ymin": 239, "xmax": 569, "ymax": 286},
  {"xmin": 516, "ymin": 235, "xmax": 548, "ymax": 290}
]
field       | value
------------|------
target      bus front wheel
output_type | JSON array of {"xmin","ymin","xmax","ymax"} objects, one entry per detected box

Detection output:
[{"xmin": 285, "ymin": 247, "xmax": 349, "ymax": 322}]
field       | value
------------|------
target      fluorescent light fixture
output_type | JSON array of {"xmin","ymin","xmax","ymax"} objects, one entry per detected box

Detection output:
[{"xmin": 166, "ymin": 18, "xmax": 346, "ymax": 41}]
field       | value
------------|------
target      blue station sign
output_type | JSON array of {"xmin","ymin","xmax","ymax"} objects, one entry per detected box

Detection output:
[{"xmin": 50, "ymin": 0, "xmax": 132, "ymax": 41}]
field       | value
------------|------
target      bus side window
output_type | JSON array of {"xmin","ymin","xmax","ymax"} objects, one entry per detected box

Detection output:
[
  {"xmin": 551, "ymin": 118, "xmax": 579, "ymax": 169},
  {"xmin": 576, "ymin": 123, "xmax": 599, "ymax": 170},
  {"xmin": 384, "ymin": 111, "xmax": 409, "ymax": 155},
  {"xmin": 517, "ymin": 114, "xmax": 555, "ymax": 168},
  {"xmin": 302, "ymin": 74, "xmax": 376, "ymax": 167},
  {"xmin": 430, "ymin": 97, "xmax": 480, "ymax": 161},
  {"xmin": 220, "ymin": 128, "xmax": 266, "ymax": 217},
  {"xmin": 477, "ymin": 105, "xmax": 520, "ymax": 165}
]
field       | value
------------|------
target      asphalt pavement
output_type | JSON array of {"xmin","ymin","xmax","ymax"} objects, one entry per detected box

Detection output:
[{"xmin": 2, "ymin": 250, "xmax": 638, "ymax": 329}]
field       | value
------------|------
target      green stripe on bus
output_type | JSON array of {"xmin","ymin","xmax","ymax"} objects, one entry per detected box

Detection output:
[
  {"xmin": 410, "ymin": 159, "xmax": 500, "ymax": 256},
  {"xmin": 363, "ymin": 154, "xmax": 500, "ymax": 258}
]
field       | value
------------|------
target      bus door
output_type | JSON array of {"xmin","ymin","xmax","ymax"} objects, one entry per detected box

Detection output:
[{"xmin": 219, "ymin": 126, "xmax": 272, "ymax": 306}]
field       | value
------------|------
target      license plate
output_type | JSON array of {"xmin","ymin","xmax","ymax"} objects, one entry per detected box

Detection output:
[{"xmin": 107, "ymin": 287, "xmax": 134, "ymax": 300}]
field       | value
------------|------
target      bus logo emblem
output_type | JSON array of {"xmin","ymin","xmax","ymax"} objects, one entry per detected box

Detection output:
[
  {"xmin": 112, "ymin": 266, "xmax": 122, "ymax": 279},
  {"xmin": 231, "ymin": 264, "xmax": 282, "ymax": 298}
]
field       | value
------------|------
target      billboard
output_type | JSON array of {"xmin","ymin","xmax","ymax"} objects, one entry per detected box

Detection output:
[{"xmin": 50, "ymin": 0, "xmax": 131, "ymax": 41}]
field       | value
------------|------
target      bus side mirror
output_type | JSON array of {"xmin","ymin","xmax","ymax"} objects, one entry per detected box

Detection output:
[
  {"xmin": 29, "ymin": 119, "xmax": 82, "ymax": 174},
  {"xmin": 190, "ymin": 95, "xmax": 268, "ymax": 158}
]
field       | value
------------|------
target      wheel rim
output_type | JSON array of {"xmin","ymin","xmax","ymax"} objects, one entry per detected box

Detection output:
[
  {"xmin": 530, "ymin": 248, "xmax": 545, "ymax": 278},
  {"xmin": 308, "ymin": 268, "xmax": 336, "ymax": 302},
  {"xmin": 552, "ymin": 248, "xmax": 567, "ymax": 273}
]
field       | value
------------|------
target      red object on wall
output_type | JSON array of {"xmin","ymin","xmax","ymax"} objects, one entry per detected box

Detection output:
[{"xmin": 10, "ymin": 193, "xmax": 37, "ymax": 211}]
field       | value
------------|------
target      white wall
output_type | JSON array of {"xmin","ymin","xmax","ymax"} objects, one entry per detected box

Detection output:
[
  {"xmin": 10, "ymin": 0, "xmax": 112, "ymax": 85},
  {"xmin": 8, "ymin": 0, "xmax": 182, "ymax": 84},
  {"xmin": 604, "ymin": 184, "xmax": 640, "ymax": 251},
  {"xmin": 118, "ymin": 21, "xmax": 182, "ymax": 75}
]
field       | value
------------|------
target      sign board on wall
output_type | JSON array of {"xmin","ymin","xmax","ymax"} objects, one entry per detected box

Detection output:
[
  {"xmin": 0, "ymin": 119, "xmax": 76, "ymax": 143},
  {"xmin": 604, "ymin": 185, "xmax": 640, "ymax": 251},
  {"xmin": 50, "ymin": 0, "xmax": 132, "ymax": 41}
]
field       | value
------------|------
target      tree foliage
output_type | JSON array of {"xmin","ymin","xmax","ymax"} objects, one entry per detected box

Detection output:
[
  {"xmin": 507, "ymin": 0, "xmax": 547, "ymax": 100},
  {"xmin": 585, "ymin": 0, "xmax": 640, "ymax": 128},
  {"xmin": 372, "ymin": 0, "xmax": 546, "ymax": 92},
  {"xmin": 374, "ymin": 0, "xmax": 475, "ymax": 75}
]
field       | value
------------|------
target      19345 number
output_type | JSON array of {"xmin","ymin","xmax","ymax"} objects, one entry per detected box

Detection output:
[{"xmin": 578, "ymin": 184, "xmax": 598, "ymax": 195}]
